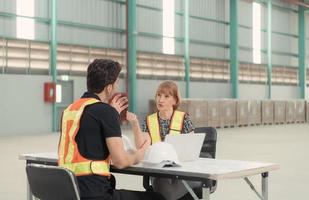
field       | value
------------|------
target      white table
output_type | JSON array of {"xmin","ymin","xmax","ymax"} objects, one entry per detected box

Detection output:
[{"xmin": 19, "ymin": 152, "xmax": 279, "ymax": 200}]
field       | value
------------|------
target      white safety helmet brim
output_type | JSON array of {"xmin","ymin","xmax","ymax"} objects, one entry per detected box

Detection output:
[{"xmin": 143, "ymin": 142, "xmax": 179, "ymax": 164}]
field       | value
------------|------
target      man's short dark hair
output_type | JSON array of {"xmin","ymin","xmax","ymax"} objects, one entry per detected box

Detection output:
[{"xmin": 87, "ymin": 59, "xmax": 122, "ymax": 93}]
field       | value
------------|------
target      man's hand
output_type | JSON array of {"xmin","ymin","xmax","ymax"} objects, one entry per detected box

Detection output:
[
  {"xmin": 106, "ymin": 136, "xmax": 148, "ymax": 168},
  {"xmin": 134, "ymin": 140, "xmax": 148, "ymax": 164},
  {"xmin": 109, "ymin": 93, "xmax": 128, "ymax": 114}
]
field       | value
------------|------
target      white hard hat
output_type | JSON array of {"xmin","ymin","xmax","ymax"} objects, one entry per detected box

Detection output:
[{"xmin": 143, "ymin": 142, "xmax": 179, "ymax": 164}]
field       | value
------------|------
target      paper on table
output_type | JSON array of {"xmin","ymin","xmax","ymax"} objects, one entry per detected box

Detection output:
[{"xmin": 142, "ymin": 160, "xmax": 181, "ymax": 168}]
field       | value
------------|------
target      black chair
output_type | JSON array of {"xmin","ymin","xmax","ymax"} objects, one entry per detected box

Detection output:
[
  {"xmin": 143, "ymin": 127, "xmax": 218, "ymax": 199},
  {"xmin": 194, "ymin": 127, "xmax": 218, "ymax": 194},
  {"xmin": 26, "ymin": 164, "xmax": 80, "ymax": 200}
]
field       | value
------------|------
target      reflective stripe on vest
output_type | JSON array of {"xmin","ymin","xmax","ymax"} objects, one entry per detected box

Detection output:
[
  {"xmin": 147, "ymin": 111, "xmax": 185, "ymax": 144},
  {"xmin": 58, "ymin": 98, "xmax": 110, "ymax": 176}
]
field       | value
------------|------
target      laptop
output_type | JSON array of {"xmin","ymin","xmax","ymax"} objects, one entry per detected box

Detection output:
[{"xmin": 165, "ymin": 133, "xmax": 205, "ymax": 162}]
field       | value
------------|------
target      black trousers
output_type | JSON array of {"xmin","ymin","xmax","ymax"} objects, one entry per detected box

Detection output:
[
  {"xmin": 112, "ymin": 189, "xmax": 166, "ymax": 200},
  {"xmin": 82, "ymin": 175, "xmax": 166, "ymax": 200},
  {"xmin": 82, "ymin": 190, "xmax": 165, "ymax": 200}
]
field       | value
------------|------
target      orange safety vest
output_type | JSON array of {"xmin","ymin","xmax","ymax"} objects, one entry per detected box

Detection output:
[
  {"xmin": 58, "ymin": 98, "xmax": 110, "ymax": 176},
  {"xmin": 147, "ymin": 110, "xmax": 185, "ymax": 144}
]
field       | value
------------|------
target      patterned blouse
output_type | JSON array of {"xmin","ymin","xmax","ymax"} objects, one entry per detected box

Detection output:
[{"xmin": 141, "ymin": 111, "xmax": 195, "ymax": 141}]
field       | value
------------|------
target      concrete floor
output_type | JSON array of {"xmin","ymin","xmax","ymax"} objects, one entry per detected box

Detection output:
[{"xmin": 1, "ymin": 123, "xmax": 309, "ymax": 200}]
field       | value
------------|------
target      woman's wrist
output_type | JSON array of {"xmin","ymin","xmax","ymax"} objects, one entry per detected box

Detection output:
[{"xmin": 130, "ymin": 118, "xmax": 139, "ymax": 126}]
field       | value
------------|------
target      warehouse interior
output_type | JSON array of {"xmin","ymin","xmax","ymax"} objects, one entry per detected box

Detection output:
[{"xmin": 0, "ymin": 0, "xmax": 309, "ymax": 199}]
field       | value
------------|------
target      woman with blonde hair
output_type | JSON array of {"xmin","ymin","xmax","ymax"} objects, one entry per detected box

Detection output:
[
  {"xmin": 142, "ymin": 80, "xmax": 194, "ymax": 141},
  {"xmin": 140, "ymin": 80, "xmax": 198, "ymax": 200}
]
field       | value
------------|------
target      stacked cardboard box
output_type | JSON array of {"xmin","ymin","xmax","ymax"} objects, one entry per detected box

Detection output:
[
  {"xmin": 307, "ymin": 101, "xmax": 309, "ymax": 123},
  {"xmin": 207, "ymin": 100, "xmax": 220, "ymax": 128},
  {"xmin": 295, "ymin": 100, "xmax": 305, "ymax": 123},
  {"xmin": 147, "ymin": 98, "xmax": 309, "ymax": 128},
  {"xmin": 274, "ymin": 101, "xmax": 286, "ymax": 124},
  {"xmin": 285, "ymin": 101, "xmax": 295, "ymax": 123},
  {"xmin": 248, "ymin": 100, "xmax": 261, "ymax": 125},
  {"xmin": 178, "ymin": 99, "xmax": 189, "ymax": 113},
  {"xmin": 236, "ymin": 100, "xmax": 249, "ymax": 126},
  {"xmin": 187, "ymin": 99, "xmax": 207, "ymax": 127},
  {"xmin": 261, "ymin": 100, "xmax": 274, "ymax": 124},
  {"xmin": 220, "ymin": 99, "xmax": 236, "ymax": 127},
  {"xmin": 148, "ymin": 99, "xmax": 157, "ymax": 114}
]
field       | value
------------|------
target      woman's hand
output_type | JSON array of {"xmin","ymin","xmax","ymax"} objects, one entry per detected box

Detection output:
[
  {"xmin": 126, "ymin": 111, "xmax": 151, "ymax": 150},
  {"xmin": 109, "ymin": 93, "xmax": 128, "ymax": 114},
  {"xmin": 126, "ymin": 112, "xmax": 138, "ymax": 124}
]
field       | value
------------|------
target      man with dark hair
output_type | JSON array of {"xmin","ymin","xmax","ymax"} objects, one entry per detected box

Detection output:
[{"xmin": 58, "ymin": 59, "xmax": 165, "ymax": 200}]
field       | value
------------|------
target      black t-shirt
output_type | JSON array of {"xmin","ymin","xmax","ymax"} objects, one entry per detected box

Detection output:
[{"xmin": 75, "ymin": 92, "xmax": 121, "ymax": 199}]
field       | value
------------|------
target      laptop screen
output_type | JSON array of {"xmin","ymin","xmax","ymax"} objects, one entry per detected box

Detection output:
[{"xmin": 165, "ymin": 133, "xmax": 205, "ymax": 162}]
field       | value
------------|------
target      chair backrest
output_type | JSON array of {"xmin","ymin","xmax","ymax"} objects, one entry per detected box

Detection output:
[
  {"xmin": 194, "ymin": 126, "xmax": 217, "ymax": 159},
  {"xmin": 194, "ymin": 126, "xmax": 218, "ymax": 195},
  {"xmin": 26, "ymin": 164, "xmax": 80, "ymax": 200}
]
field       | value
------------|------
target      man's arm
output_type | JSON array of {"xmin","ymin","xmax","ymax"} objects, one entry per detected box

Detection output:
[{"xmin": 106, "ymin": 137, "xmax": 147, "ymax": 169}]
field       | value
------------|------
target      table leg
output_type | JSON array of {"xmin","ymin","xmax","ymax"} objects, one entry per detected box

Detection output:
[
  {"xmin": 202, "ymin": 187, "xmax": 210, "ymax": 200},
  {"xmin": 181, "ymin": 180, "xmax": 200, "ymax": 200},
  {"xmin": 262, "ymin": 172, "xmax": 268, "ymax": 200},
  {"xmin": 27, "ymin": 179, "xmax": 33, "ymax": 200}
]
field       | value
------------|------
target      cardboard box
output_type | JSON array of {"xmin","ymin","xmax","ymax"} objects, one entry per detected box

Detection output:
[
  {"xmin": 274, "ymin": 101, "xmax": 286, "ymax": 124},
  {"xmin": 207, "ymin": 100, "xmax": 220, "ymax": 128},
  {"xmin": 285, "ymin": 101, "xmax": 296, "ymax": 123},
  {"xmin": 178, "ymin": 99, "xmax": 189, "ymax": 114},
  {"xmin": 307, "ymin": 101, "xmax": 309, "ymax": 122},
  {"xmin": 261, "ymin": 100, "xmax": 274, "ymax": 124},
  {"xmin": 187, "ymin": 99, "xmax": 207, "ymax": 127},
  {"xmin": 295, "ymin": 100, "xmax": 305, "ymax": 122},
  {"xmin": 249, "ymin": 100, "xmax": 261, "ymax": 125},
  {"xmin": 148, "ymin": 99, "xmax": 157, "ymax": 114},
  {"xmin": 237, "ymin": 100, "xmax": 249, "ymax": 126},
  {"xmin": 220, "ymin": 99, "xmax": 236, "ymax": 127}
]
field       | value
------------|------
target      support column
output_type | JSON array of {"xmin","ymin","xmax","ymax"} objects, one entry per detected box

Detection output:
[
  {"xmin": 267, "ymin": 0, "xmax": 272, "ymax": 99},
  {"xmin": 298, "ymin": 5, "xmax": 306, "ymax": 99},
  {"xmin": 126, "ymin": 0, "xmax": 137, "ymax": 113},
  {"xmin": 230, "ymin": 0, "xmax": 239, "ymax": 98},
  {"xmin": 51, "ymin": 0, "xmax": 58, "ymax": 132},
  {"xmin": 184, "ymin": 0, "xmax": 190, "ymax": 98}
]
